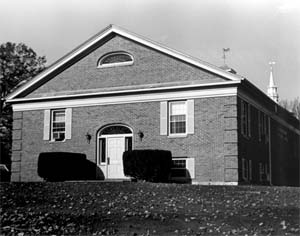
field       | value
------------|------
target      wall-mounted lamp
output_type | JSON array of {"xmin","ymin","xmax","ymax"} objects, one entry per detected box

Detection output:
[
  {"xmin": 138, "ymin": 130, "xmax": 144, "ymax": 141},
  {"xmin": 85, "ymin": 132, "xmax": 92, "ymax": 144}
]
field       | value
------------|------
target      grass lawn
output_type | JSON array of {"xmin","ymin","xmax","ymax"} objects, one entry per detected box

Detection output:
[{"xmin": 0, "ymin": 182, "xmax": 299, "ymax": 235}]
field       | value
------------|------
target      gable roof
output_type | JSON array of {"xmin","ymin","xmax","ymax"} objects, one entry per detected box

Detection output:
[{"xmin": 6, "ymin": 24, "xmax": 244, "ymax": 100}]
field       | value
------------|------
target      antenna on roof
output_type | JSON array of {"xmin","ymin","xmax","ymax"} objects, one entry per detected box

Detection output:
[{"xmin": 222, "ymin": 48, "xmax": 230, "ymax": 65}]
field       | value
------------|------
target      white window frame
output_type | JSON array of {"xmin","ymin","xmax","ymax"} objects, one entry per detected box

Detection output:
[
  {"xmin": 51, "ymin": 109, "xmax": 66, "ymax": 142},
  {"xmin": 241, "ymin": 100, "xmax": 251, "ymax": 138},
  {"xmin": 97, "ymin": 52, "xmax": 134, "ymax": 68},
  {"xmin": 168, "ymin": 101, "xmax": 187, "ymax": 136},
  {"xmin": 171, "ymin": 158, "xmax": 187, "ymax": 179},
  {"xmin": 170, "ymin": 157, "xmax": 195, "ymax": 180}
]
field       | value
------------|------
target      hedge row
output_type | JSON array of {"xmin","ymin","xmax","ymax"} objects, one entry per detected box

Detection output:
[
  {"xmin": 37, "ymin": 152, "xmax": 102, "ymax": 181},
  {"xmin": 123, "ymin": 150, "xmax": 172, "ymax": 182}
]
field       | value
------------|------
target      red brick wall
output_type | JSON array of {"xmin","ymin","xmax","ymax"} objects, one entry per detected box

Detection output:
[
  {"xmin": 11, "ymin": 95, "xmax": 239, "ymax": 182},
  {"xmin": 237, "ymin": 96, "xmax": 300, "ymax": 186},
  {"xmin": 237, "ymin": 97, "xmax": 270, "ymax": 184},
  {"xmin": 27, "ymin": 35, "xmax": 224, "ymax": 98},
  {"xmin": 270, "ymin": 120, "xmax": 300, "ymax": 186}
]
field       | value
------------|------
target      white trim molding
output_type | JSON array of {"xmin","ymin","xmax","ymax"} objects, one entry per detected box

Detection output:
[
  {"xmin": 97, "ymin": 51, "xmax": 134, "ymax": 68},
  {"xmin": 12, "ymin": 87, "xmax": 238, "ymax": 111},
  {"xmin": 6, "ymin": 24, "xmax": 243, "ymax": 100},
  {"xmin": 192, "ymin": 181, "xmax": 238, "ymax": 186},
  {"xmin": 8, "ymin": 81, "xmax": 240, "ymax": 104}
]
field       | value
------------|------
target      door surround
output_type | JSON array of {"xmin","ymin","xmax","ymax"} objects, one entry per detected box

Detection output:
[{"xmin": 96, "ymin": 124, "xmax": 133, "ymax": 179}]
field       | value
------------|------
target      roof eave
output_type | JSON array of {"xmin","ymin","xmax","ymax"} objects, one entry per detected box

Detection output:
[{"xmin": 6, "ymin": 80, "xmax": 242, "ymax": 104}]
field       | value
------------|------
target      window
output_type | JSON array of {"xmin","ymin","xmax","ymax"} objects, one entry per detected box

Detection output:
[
  {"xmin": 249, "ymin": 160, "xmax": 252, "ymax": 181},
  {"xmin": 160, "ymin": 100, "xmax": 194, "ymax": 136},
  {"xmin": 99, "ymin": 138, "xmax": 106, "ymax": 164},
  {"xmin": 242, "ymin": 158, "xmax": 249, "ymax": 181},
  {"xmin": 170, "ymin": 157, "xmax": 195, "ymax": 180},
  {"xmin": 98, "ymin": 52, "xmax": 133, "ymax": 68},
  {"xmin": 241, "ymin": 100, "xmax": 251, "ymax": 138},
  {"xmin": 51, "ymin": 110, "xmax": 66, "ymax": 141},
  {"xmin": 125, "ymin": 137, "xmax": 132, "ymax": 151},
  {"xmin": 100, "ymin": 125, "xmax": 132, "ymax": 135},
  {"xmin": 171, "ymin": 158, "xmax": 187, "ymax": 178},
  {"xmin": 258, "ymin": 111, "xmax": 269, "ymax": 142},
  {"xmin": 169, "ymin": 101, "xmax": 187, "ymax": 135},
  {"xmin": 242, "ymin": 158, "xmax": 253, "ymax": 182},
  {"xmin": 259, "ymin": 162, "xmax": 269, "ymax": 182},
  {"xmin": 43, "ymin": 108, "xmax": 72, "ymax": 141}
]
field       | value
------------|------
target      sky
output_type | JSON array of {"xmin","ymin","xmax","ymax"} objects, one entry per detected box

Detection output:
[{"xmin": 1, "ymin": 0, "xmax": 299, "ymax": 101}]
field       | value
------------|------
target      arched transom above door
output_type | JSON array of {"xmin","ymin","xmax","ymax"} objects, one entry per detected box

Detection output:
[{"xmin": 99, "ymin": 125, "xmax": 132, "ymax": 136}]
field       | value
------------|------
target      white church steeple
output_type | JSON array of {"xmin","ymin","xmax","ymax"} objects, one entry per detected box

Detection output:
[{"xmin": 267, "ymin": 61, "xmax": 279, "ymax": 103}]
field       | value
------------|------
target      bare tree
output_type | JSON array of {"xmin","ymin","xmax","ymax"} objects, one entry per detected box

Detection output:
[{"xmin": 280, "ymin": 97, "xmax": 300, "ymax": 120}]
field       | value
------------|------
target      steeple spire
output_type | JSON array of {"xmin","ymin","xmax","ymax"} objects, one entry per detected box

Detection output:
[{"xmin": 267, "ymin": 61, "xmax": 279, "ymax": 103}]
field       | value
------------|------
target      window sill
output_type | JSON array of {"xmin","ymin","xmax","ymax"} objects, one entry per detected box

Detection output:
[
  {"xmin": 241, "ymin": 133, "xmax": 251, "ymax": 140},
  {"xmin": 97, "ymin": 61, "xmax": 133, "ymax": 69},
  {"xmin": 168, "ymin": 134, "xmax": 188, "ymax": 138},
  {"xmin": 49, "ymin": 139, "xmax": 66, "ymax": 143}
]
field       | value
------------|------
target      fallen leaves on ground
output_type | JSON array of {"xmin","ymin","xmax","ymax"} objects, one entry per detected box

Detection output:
[{"xmin": 0, "ymin": 182, "xmax": 299, "ymax": 235}]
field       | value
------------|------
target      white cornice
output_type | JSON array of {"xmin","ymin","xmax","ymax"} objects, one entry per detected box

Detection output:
[
  {"xmin": 6, "ymin": 24, "xmax": 244, "ymax": 100},
  {"xmin": 7, "ymin": 80, "xmax": 241, "ymax": 104},
  {"xmin": 12, "ymin": 87, "xmax": 237, "ymax": 111}
]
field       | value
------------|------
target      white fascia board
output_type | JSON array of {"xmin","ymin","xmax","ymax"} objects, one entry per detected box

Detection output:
[
  {"xmin": 6, "ymin": 25, "xmax": 243, "ymax": 100},
  {"xmin": 12, "ymin": 87, "xmax": 237, "ymax": 111},
  {"xmin": 6, "ymin": 27, "xmax": 114, "ymax": 100},
  {"xmin": 7, "ymin": 80, "xmax": 241, "ymax": 104},
  {"xmin": 112, "ymin": 26, "xmax": 244, "ymax": 81}
]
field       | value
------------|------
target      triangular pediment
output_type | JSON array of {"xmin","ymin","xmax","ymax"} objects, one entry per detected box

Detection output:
[{"xmin": 7, "ymin": 25, "xmax": 243, "ymax": 101}]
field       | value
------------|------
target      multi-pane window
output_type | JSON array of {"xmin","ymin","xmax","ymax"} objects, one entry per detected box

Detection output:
[
  {"xmin": 258, "ymin": 111, "xmax": 269, "ymax": 142},
  {"xmin": 51, "ymin": 110, "xmax": 66, "ymax": 141},
  {"xmin": 98, "ymin": 52, "xmax": 133, "ymax": 68},
  {"xmin": 241, "ymin": 100, "xmax": 251, "ymax": 137},
  {"xmin": 169, "ymin": 101, "xmax": 187, "ymax": 135},
  {"xmin": 171, "ymin": 158, "xmax": 187, "ymax": 178}
]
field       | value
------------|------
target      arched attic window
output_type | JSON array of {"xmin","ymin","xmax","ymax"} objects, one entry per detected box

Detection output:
[{"xmin": 98, "ymin": 51, "xmax": 134, "ymax": 68}]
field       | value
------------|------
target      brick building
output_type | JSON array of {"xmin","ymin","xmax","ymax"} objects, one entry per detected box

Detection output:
[{"xmin": 6, "ymin": 25, "xmax": 300, "ymax": 185}]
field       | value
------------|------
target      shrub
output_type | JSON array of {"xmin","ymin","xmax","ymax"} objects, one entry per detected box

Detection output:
[
  {"xmin": 37, "ymin": 152, "xmax": 99, "ymax": 181},
  {"xmin": 123, "ymin": 150, "xmax": 172, "ymax": 182}
]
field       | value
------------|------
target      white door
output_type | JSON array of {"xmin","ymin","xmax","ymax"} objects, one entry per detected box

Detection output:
[{"xmin": 107, "ymin": 137, "xmax": 126, "ymax": 179}]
